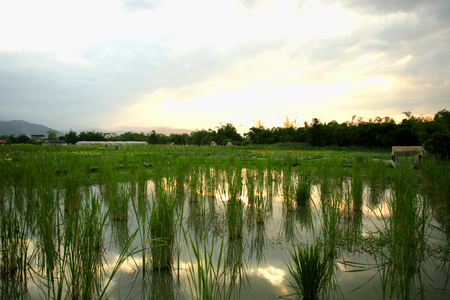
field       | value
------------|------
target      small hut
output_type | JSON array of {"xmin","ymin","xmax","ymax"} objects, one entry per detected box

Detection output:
[
  {"xmin": 226, "ymin": 141, "xmax": 233, "ymax": 147},
  {"xmin": 210, "ymin": 141, "xmax": 217, "ymax": 147},
  {"xmin": 391, "ymin": 146, "xmax": 425, "ymax": 168}
]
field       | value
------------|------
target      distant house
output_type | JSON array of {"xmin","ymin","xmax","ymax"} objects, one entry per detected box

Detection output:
[
  {"xmin": 43, "ymin": 140, "xmax": 67, "ymax": 146},
  {"xmin": 103, "ymin": 133, "xmax": 117, "ymax": 138},
  {"xmin": 31, "ymin": 135, "xmax": 46, "ymax": 141}
]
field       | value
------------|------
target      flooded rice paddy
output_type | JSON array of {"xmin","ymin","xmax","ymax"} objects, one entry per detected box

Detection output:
[{"xmin": 1, "ymin": 150, "xmax": 450, "ymax": 300}]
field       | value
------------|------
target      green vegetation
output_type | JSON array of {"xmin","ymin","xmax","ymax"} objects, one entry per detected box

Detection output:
[
  {"xmin": 295, "ymin": 169, "xmax": 313, "ymax": 206},
  {"xmin": 3, "ymin": 109, "xmax": 449, "ymax": 154},
  {"xmin": 149, "ymin": 188, "xmax": 179, "ymax": 270},
  {"xmin": 286, "ymin": 243, "xmax": 331, "ymax": 300},
  {"xmin": 185, "ymin": 232, "xmax": 234, "ymax": 300},
  {"xmin": 0, "ymin": 142, "xmax": 449, "ymax": 299}
]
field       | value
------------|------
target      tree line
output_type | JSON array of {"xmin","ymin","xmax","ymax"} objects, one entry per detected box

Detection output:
[{"xmin": 2, "ymin": 109, "xmax": 449, "ymax": 155}]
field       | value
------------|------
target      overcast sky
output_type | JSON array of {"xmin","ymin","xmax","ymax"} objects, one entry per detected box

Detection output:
[{"xmin": 0, "ymin": 0, "xmax": 449, "ymax": 133}]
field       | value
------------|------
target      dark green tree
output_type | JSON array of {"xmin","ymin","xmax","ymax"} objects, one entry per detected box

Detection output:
[
  {"xmin": 190, "ymin": 129, "xmax": 216, "ymax": 145},
  {"xmin": 16, "ymin": 133, "xmax": 31, "ymax": 144},
  {"xmin": 424, "ymin": 132, "xmax": 450, "ymax": 157},
  {"xmin": 64, "ymin": 130, "xmax": 79, "ymax": 144},
  {"xmin": 215, "ymin": 123, "xmax": 242, "ymax": 145},
  {"xmin": 47, "ymin": 129, "xmax": 57, "ymax": 141},
  {"xmin": 78, "ymin": 131, "xmax": 105, "ymax": 141}
]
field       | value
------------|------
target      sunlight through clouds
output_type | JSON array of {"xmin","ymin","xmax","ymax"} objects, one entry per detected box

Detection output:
[{"xmin": 0, "ymin": 0, "xmax": 448, "ymax": 131}]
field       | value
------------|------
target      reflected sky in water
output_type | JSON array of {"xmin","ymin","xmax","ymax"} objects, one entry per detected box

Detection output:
[{"xmin": 5, "ymin": 173, "xmax": 449, "ymax": 300}]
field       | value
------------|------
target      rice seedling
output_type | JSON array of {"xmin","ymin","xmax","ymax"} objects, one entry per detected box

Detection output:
[
  {"xmin": 367, "ymin": 159, "xmax": 388, "ymax": 191},
  {"xmin": 282, "ymin": 169, "xmax": 296, "ymax": 211},
  {"xmin": 245, "ymin": 168, "xmax": 256, "ymax": 205},
  {"xmin": 135, "ymin": 158, "xmax": 149, "ymax": 200},
  {"xmin": 321, "ymin": 191, "xmax": 343, "ymax": 257},
  {"xmin": 295, "ymin": 205, "xmax": 313, "ymax": 232},
  {"xmin": 254, "ymin": 191, "xmax": 268, "ymax": 224},
  {"xmin": 109, "ymin": 183, "xmax": 130, "ymax": 221},
  {"xmin": 282, "ymin": 210, "xmax": 298, "ymax": 243},
  {"xmin": 131, "ymin": 179, "xmax": 149, "ymax": 271},
  {"xmin": 184, "ymin": 231, "xmax": 234, "ymax": 300},
  {"xmin": 224, "ymin": 168, "xmax": 245, "ymax": 239},
  {"xmin": 63, "ymin": 194, "xmax": 107, "ymax": 300},
  {"xmin": 368, "ymin": 164, "xmax": 430, "ymax": 300},
  {"xmin": 342, "ymin": 210, "xmax": 363, "ymax": 252},
  {"xmin": 110, "ymin": 214, "xmax": 130, "ymax": 251},
  {"xmin": 225, "ymin": 237, "xmax": 246, "ymax": 296},
  {"xmin": 62, "ymin": 166, "xmax": 83, "ymax": 212},
  {"xmin": 391, "ymin": 166, "xmax": 427, "ymax": 278},
  {"xmin": 351, "ymin": 160, "xmax": 364, "ymax": 211},
  {"xmin": 188, "ymin": 167, "xmax": 200, "ymax": 203},
  {"xmin": 30, "ymin": 187, "xmax": 62, "ymax": 299},
  {"xmin": 286, "ymin": 243, "xmax": 331, "ymax": 300},
  {"xmin": 318, "ymin": 161, "xmax": 332, "ymax": 198},
  {"xmin": 295, "ymin": 169, "xmax": 313, "ymax": 206},
  {"xmin": 152, "ymin": 157, "xmax": 164, "ymax": 189},
  {"xmin": 187, "ymin": 195, "xmax": 210, "ymax": 238},
  {"xmin": 421, "ymin": 159, "xmax": 450, "ymax": 203},
  {"xmin": 149, "ymin": 188, "xmax": 179, "ymax": 270},
  {"xmin": 0, "ymin": 189, "xmax": 29, "ymax": 281},
  {"xmin": 249, "ymin": 167, "xmax": 268, "ymax": 224}
]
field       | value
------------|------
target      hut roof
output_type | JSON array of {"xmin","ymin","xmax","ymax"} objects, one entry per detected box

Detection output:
[
  {"xmin": 226, "ymin": 141, "xmax": 233, "ymax": 147},
  {"xmin": 210, "ymin": 141, "xmax": 217, "ymax": 146},
  {"xmin": 392, "ymin": 146, "xmax": 425, "ymax": 155}
]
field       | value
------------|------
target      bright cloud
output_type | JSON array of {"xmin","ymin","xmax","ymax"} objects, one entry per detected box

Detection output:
[{"xmin": 0, "ymin": 0, "xmax": 448, "ymax": 132}]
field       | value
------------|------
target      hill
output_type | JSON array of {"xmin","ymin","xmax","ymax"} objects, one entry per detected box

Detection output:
[
  {"xmin": 0, "ymin": 120, "xmax": 64, "ymax": 137},
  {"xmin": 0, "ymin": 120, "xmax": 194, "ymax": 138}
]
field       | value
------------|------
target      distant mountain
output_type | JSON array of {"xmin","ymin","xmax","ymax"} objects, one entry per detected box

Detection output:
[
  {"xmin": 0, "ymin": 120, "xmax": 64, "ymax": 137},
  {"xmin": 61, "ymin": 126, "xmax": 193, "ymax": 136},
  {"xmin": 0, "ymin": 120, "xmax": 194, "ymax": 138},
  {"xmin": 102, "ymin": 126, "xmax": 194, "ymax": 136}
]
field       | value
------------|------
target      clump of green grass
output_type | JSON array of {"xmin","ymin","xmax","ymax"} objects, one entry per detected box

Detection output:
[
  {"xmin": 224, "ymin": 168, "xmax": 245, "ymax": 239},
  {"xmin": 351, "ymin": 160, "xmax": 364, "ymax": 211},
  {"xmin": 108, "ymin": 183, "xmax": 130, "ymax": 221},
  {"xmin": 296, "ymin": 170, "xmax": 313, "ymax": 206},
  {"xmin": 135, "ymin": 159, "xmax": 149, "ymax": 200},
  {"xmin": 245, "ymin": 168, "xmax": 256, "ymax": 204},
  {"xmin": 282, "ymin": 169, "xmax": 295, "ymax": 211},
  {"xmin": 63, "ymin": 168, "xmax": 83, "ymax": 212},
  {"xmin": 286, "ymin": 243, "xmax": 331, "ymax": 300},
  {"xmin": 321, "ymin": 191, "xmax": 343, "ymax": 257},
  {"xmin": 370, "ymin": 164, "xmax": 429, "ymax": 300},
  {"xmin": 188, "ymin": 167, "xmax": 200, "ymax": 202},
  {"xmin": 149, "ymin": 188, "xmax": 179, "ymax": 270},
  {"xmin": 185, "ymin": 231, "xmax": 234, "ymax": 300},
  {"xmin": 0, "ymin": 190, "xmax": 29, "ymax": 280},
  {"xmin": 254, "ymin": 191, "xmax": 268, "ymax": 224},
  {"xmin": 421, "ymin": 159, "xmax": 450, "ymax": 203},
  {"xmin": 319, "ymin": 161, "xmax": 332, "ymax": 197},
  {"xmin": 64, "ymin": 194, "xmax": 107, "ymax": 300}
]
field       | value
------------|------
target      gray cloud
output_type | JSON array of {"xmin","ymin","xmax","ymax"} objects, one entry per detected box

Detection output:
[
  {"xmin": 1, "ymin": 0, "xmax": 449, "ymax": 130},
  {"xmin": 319, "ymin": 0, "xmax": 432, "ymax": 15},
  {"xmin": 120, "ymin": 0, "xmax": 164, "ymax": 13},
  {"xmin": 0, "ymin": 36, "xmax": 283, "ymax": 127},
  {"xmin": 293, "ymin": 0, "xmax": 450, "ymax": 81},
  {"xmin": 0, "ymin": 50, "xmax": 113, "ymax": 127}
]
